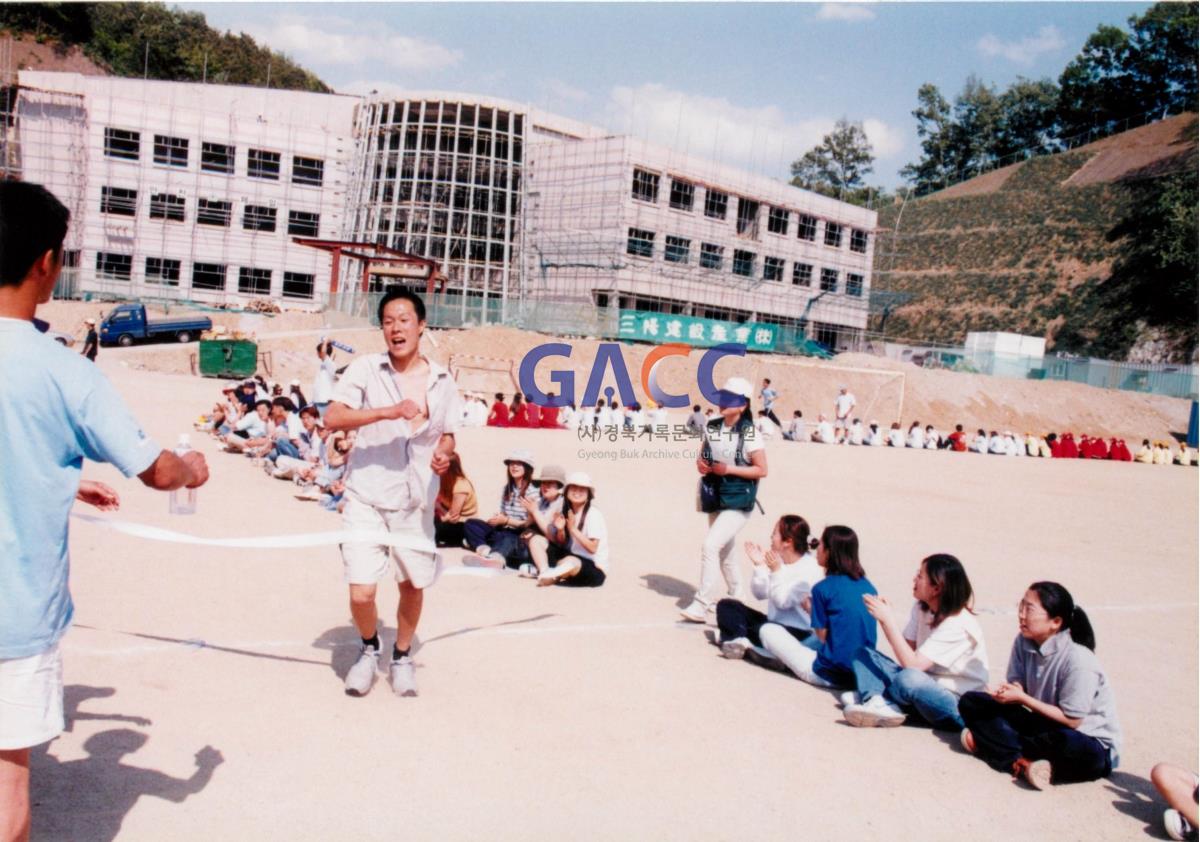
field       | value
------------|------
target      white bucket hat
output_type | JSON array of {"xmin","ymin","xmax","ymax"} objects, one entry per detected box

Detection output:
[{"xmin": 563, "ymin": 471, "xmax": 595, "ymax": 494}]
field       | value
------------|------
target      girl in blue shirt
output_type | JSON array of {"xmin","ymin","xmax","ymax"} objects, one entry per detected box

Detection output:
[{"xmin": 761, "ymin": 525, "xmax": 877, "ymax": 687}]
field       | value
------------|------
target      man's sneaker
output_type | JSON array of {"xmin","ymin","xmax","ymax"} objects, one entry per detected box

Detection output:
[
  {"xmin": 720, "ymin": 638, "xmax": 751, "ymax": 660},
  {"xmin": 678, "ymin": 599, "xmax": 708, "ymax": 623},
  {"xmin": 839, "ymin": 690, "xmax": 861, "ymax": 709},
  {"xmin": 463, "ymin": 552, "xmax": 505, "ymax": 569},
  {"xmin": 389, "ymin": 655, "xmax": 418, "ymax": 697},
  {"xmin": 703, "ymin": 628, "xmax": 721, "ymax": 647},
  {"xmin": 844, "ymin": 696, "xmax": 907, "ymax": 728},
  {"xmin": 344, "ymin": 643, "xmax": 379, "ymax": 696},
  {"xmin": 743, "ymin": 647, "xmax": 789, "ymax": 674},
  {"xmin": 1164, "ymin": 808, "xmax": 1195, "ymax": 841},
  {"xmin": 517, "ymin": 562, "xmax": 537, "ymax": 578},
  {"xmin": 960, "ymin": 728, "xmax": 977, "ymax": 754},
  {"xmin": 1014, "ymin": 758, "xmax": 1052, "ymax": 790}
]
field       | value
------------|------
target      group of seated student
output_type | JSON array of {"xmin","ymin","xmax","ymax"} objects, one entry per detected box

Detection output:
[
  {"xmin": 198, "ymin": 377, "xmax": 356, "ymax": 512},
  {"xmin": 486, "ymin": 392, "xmax": 565, "ymax": 429},
  {"xmin": 441, "ymin": 449, "xmax": 609, "ymax": 587},
  {"xmin": 704, "ymin": 515, "xmax": 1126, "ymax": 795}
]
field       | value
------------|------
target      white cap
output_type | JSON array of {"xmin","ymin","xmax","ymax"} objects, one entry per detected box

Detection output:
[
  {"xmin": 289, "ymin": 379, "xmax": 301, "ymax": 386},
  {"xmin": 721, "ymin": 377, "xmax": 754, "ymax": 399},
  {"xmin": 564, "ymin": 471, "xmax": 595, "ymax": 493}
]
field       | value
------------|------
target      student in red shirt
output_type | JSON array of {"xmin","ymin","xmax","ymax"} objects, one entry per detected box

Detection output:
[
  {"xmin": 509, "ymin": 394, "xmax": 527, "ymax": 428},
  {"xmin": 1089, "ymin": 437, "xmax": 1109, "ymax": 460},
  {"xmin": 519, "ymin": 395, "xmax": 540, "ymax": 428},
  {"xmin": 1060, "ymin": 433, "xmax": 1079, "ymax": 459},
  {"xmin": 539, "ymin": 395, "xmax": 561, "ymax": 429},
  {"xmin": 947, "ymin": 424, "xmax": 968, "ymax": 452},
  {"xmin": 487, "ymin": 393, "xmax": 510, "ymax": 427}
]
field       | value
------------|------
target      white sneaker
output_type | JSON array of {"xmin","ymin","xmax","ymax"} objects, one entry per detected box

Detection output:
[
  {"xmin": 678, "ymin": 599, "xmax": 708, "ymax": 623},
  {"xmin": 720, "ymin": 638, "xmax": 751, "ymax": 660},
  {"xmin": 517, "ymin": 563, "xmax": 537, "ymax": 578},
  {"xmin": 343, "ymin": 643, "xmax": 379, "ymax": 696},
  {"xmin": 463, "ymin": 552, "xmax": 505, "ymax": 569},
  {"xmin": 704, "ymin": 629, "xmax": 721, "ymax": 647},
  {"xmin": 843, "ymin": 696, "xmax": 907, "ymax": 728},
  {"xmin": 388, "ymin": 655, "xmax": 418, "ymax": 697},
  {"xmin": 839, "ymin": 690, "xmax": 861, "ymax": 709},
  {"xmin": 1164, "ymin": 808, "xmax": 1195, "ymax": 841}
]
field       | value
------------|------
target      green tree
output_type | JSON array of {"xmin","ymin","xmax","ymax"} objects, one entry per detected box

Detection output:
[
  {"xmin": 995, "ymin": 78, "xmax": 1060, "ymax": 161},
  {"xmin": 947, "ymin": 75, "xmax": 1005, "ymax": 177},
  {"xmin": 790, "ymin": 118, "xmax": 875, "ymax": 203},
  {"xmin": 1127, "ymin": 2, "xmax": 1199, "ymax": 117},
  {"xmin": 899, "ymin": 83, "xmax": 954, "ymax": 195}
]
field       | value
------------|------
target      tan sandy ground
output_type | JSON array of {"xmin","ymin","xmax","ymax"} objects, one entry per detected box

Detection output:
[{"xmin": 30, "ymin": 345, "xmax": 1198, "ymax": 841}]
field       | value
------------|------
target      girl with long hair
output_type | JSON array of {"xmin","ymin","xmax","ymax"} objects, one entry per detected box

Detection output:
[
  {"xmin": 537, "ymin": 472, "xmax": 608, "ymax": 588},
  {"xmin": 462, "ymin": 450, "xmax": 537, "ymax": 567},
  {"xmin": 433, "ymin": 452, "xmax": 478, "ymax": 548}
]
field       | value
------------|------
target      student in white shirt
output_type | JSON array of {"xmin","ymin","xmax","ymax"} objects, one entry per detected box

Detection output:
[
  {"xmin": 887, "ymin": 422, "xmax": 905, "ymax": 448},
  {"xmin": 866, "ymin": 421, "xmax": 885, "ymax": 447},
  {"xmin": 812, "ymin": 414, "xmax": 836, "ymax": 444},
  {"xmin": 649, "ymin": 405, "xmax": 669, "ymax": 429},
  {"xmin": 843, "ymin": 554, "xmax": 989, "ymax": 730},
  {"xmin": 710, "ymin": 515, "xmax": 823, "ymax": 662},
  {"xmin": 560, "ymin": 404, "xmax": 579, "ymax": 429},
  {"xmin": 906, "ymin": 422, "xmax": 924, "ymax": 449},
  {"xmin": 988, "ymin": 431, "xmax": 1007, "ymax": 454},
  {"xmin": 971, "ymin": 429, "xmax": 989, "ymax": 454},
  {"xmin": 596, "ymin": 399, "xmax": 615, "ymax": 428},
  {"xmin": 755, "ymin": 410, "xmax": 780, "ymax": 440},
  {"xmin": 834, "ymin": 386, "xmax": 856, "ymax": 431},
  {"xmin": 924, "ymin": 425, "xmax": 940, "ymax": 450},
  {"xmin": 782, "ymin": 410, "xmax": 806, "ymax": 442},
  {"xmin": 537, "ymin": 472, "xmax": 608, "ymax": 588},
  {"xmin": 579, "ymin": 403, "xmax": 596, "ymax": 430},
  {"xmin": 848, "ymin": 419, "xmax": 865, "ymax": 446}
]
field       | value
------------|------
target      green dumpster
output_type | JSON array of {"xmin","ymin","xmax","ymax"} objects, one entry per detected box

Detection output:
[{"xmin": 198, "ymin": 339, "xmax": 258, "ymax": 379}]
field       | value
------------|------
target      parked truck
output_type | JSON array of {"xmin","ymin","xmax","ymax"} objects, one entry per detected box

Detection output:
[{"xmin": 99, "ymin": 303, "xmax": 213, "ymax": 347}]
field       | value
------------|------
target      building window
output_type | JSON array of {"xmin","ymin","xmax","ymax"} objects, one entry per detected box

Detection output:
[
  {"xmin": 282, "ymin": 271, "xmax": 315, "ymax": 300},
  {"xmin": 632, "ymin": 168, "xmax": 659, "ymax": 203},
  {"xmin": 243, "ymin": 205, "xmax": 277, "ymax": 233},
  {"xmin": 149, "ymin": 193, "xmax": 185, "ymax": 222},
  {"xmin": 846, "ymin": 273, "xmax": 864, "ymax": 297},
  {"xmin": 197, "ymin": 199, "xmax": 232, "ymax": 227},
  {"xmin": 699, "ymin": 242, "xmax": 724, "ymax": 270},
  {"xmin": 820, "ymin": 267, "xmax": 839, "ymax": 292},
  {"xmin": 145, "ymin": 257, "xmax": 181, "ymax": 286},
  {"xmin": 824, "ymin": 221, "xmax": 843, "ymax": 248},
  {"xmin": 668, "ymin": 178, "xmax": 694, "ymax": 211},
  {"xmin": 797, "ymin": 214, "xmax": 817, "ymax": 241},
  {"xmin": 287, "ymin": 210, "xmax": 320, "ymax": 237},
  {"xmin": 704, "ymin": 189, "xmax": 728, "ymax": 220},
  {"xmin": 626, "ymin": 227, "xmax": 654, "ymax": 258},
  {"xmin": 736, "ymin": 198, "xmax": 760, "ymax": 238},
  {"xmin": 153, "ymin": 134, "xmax": 188, "ymax": 167},
  {"xmin": 767, "ymin": 206, "xmax": 789, "ymax": 235},
  {"xmin": 763, "ymin": 256, "xmax": 785, "ymax": 282},
  {"xmin": 850, "ymin": 228, "xmax": 869, "ymax": 253},
  {"xmin": 192, "ymin": 262, "xmax": 226, "ymax": 291},
  {"xmin": 238, "ymin": 267, "xmax": 272, "ymax": 295},
  {"xmin": 95, "ymin": 252, "xmax": 132, "ymax": 281},
  {"xmin": 247, "ymin": 149, "xmax": 281, "ymax": 180},
  {"xmin": 201, "ymin": 142, "xmax": 235, "ymax": 174},
  {"xmin": 792, "ymin": 262, "xmax": 813, "ymax": 287},
  {"xmin": 104, "ymin": 128, "xmax": 139, "ymax": 160},
  {"xmin": 292, "ymin": 156, "xmax": 324, "ymax": 186},
  {"xmin": 733, "ymin": 249, "xmax": 756, "ymax": 277},
  {"xmin": 100, "ymin": 186, "xmax": 136, "ymax": 216},
  {"xmin": 664, "ymin": 235, "xmax": 690, "ymax": 263}
]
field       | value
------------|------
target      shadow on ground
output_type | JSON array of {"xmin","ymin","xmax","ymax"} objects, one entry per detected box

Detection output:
[{"xmin": 640, "ymin": 574, "xmax": 694, "ymax": 607}]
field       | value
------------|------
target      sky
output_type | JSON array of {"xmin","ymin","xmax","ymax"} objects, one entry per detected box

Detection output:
[{"xmin": 183, "ymin": 2, "xmax": 1151, "ymax": 190}]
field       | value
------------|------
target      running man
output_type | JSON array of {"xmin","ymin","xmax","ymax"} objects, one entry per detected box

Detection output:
[
  {"xmin": 325, "ymin": 288, "xmax": 460, "ymax": 698},
  {"xmin": 759, "ymin": 378, "xmax": 781, "ymax": 427},
  {"xmin": 1, "ymin": 182, "xmax": 211, "ymax": 842}
]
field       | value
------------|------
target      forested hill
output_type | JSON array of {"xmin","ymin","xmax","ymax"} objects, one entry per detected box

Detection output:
[
  {"xmin": 0, "ymin": 3, "xmax": 329, "ymax": 92},
  {"xmin": 871, "ymin": 113, "xmax": 1198, "ymax": 364}
]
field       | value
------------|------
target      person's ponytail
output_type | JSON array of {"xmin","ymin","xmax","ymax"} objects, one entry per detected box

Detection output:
[
  {"xmin": 1070, "ymin": 606, "xmax": 1096, "ymax": 651},
  {"xmin": 1030, "ymin": 581, "xmax": 1097, "ymax": 651}
]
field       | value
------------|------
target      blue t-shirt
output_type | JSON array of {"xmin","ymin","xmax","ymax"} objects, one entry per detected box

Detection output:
[
  {"xmin": 0, "ymin": 318, "xmax": 160, "ymax": 659},
  {"xmin": 810, "ymin": 573, "xmax": 878, "ymax": 683}
]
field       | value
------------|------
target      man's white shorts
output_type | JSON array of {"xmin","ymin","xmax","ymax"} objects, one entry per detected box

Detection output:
[
  {"xmin": 834, "ymin": 417, "xmax": 850, "ymax": 429},
  {"xmin": 0, "ymin": 643, "xmax": 64, "ymax": 750},
  {"xmin": 340, "ymin": 496, "xmax": 441, "ymax": 588}
]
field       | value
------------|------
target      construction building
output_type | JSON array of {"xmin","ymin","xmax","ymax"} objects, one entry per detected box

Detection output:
[{"xmin": 6, "ymin": 73, "xmax": 875, "ymax": 350}]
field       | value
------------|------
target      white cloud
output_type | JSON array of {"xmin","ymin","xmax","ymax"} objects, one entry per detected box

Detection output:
[
  {"xmin": 238, "ymin": 15, "xmax": 462, "ymax": 72},
  {"xmin": 977, "ymin": 25, "xmax": 1066, "ymax": 65},
  {"xmin": 601, "ymin": 83, "xmax": 904, "ymax": 178},
  {"xmin": 815, "ymin": 4, "xmax": 876, "ymax": 22}
]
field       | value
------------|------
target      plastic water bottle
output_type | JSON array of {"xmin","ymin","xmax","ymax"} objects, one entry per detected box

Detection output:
[
  {"xmin": 330, "ymin": 339, "xmax": 355, "ymax": 354},
  {"xmin": 169, "ymin": 434, "xmax": 198, "ymax": 515}
]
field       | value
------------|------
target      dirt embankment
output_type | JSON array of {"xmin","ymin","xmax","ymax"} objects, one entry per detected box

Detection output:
[{"xmin": 39, "ymin": 301, "xmax": 1191, "ymax": 443}]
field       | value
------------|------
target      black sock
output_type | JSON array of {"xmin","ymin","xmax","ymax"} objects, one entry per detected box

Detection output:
[
  {"xmin": 392, "ymin": 644, "xmax": 409, "ymax": 661},
  {"xmin": 362, "ymin": 633, "xmax": 380, "ymax": 651}
]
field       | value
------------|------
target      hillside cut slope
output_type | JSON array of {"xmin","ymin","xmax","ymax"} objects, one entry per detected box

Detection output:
[{"xmin": 873, "ymin": 113, "xmax": 1198, "ymax": 363}]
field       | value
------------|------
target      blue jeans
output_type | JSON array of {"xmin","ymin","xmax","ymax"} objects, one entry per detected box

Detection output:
[{"xmin": 851, "ymin": 646, "xmax": 964, "ymax": 731}]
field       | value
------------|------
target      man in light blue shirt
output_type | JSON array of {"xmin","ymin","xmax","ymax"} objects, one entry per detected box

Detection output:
[{"xmin": 0, "ymin": 182, "xmax": 211, "ymax": 840}]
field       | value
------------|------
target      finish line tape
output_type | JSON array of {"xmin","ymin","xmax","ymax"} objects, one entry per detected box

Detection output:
[{"xmin": 70, "ymin": 513, "xmax": 504, "ymax": 578}]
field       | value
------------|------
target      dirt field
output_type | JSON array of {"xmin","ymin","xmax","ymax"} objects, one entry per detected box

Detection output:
[{"xmin": 30, "ymin": 343, "xmax": 1199, "ymax": 841}]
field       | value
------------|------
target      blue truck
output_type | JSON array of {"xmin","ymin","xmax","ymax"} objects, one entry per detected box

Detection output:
[{"xmin": 99, "ymin": 303, "xmax": 213, "ymax": 347}]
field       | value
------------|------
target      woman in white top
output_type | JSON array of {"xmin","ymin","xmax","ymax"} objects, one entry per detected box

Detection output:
[
  {"xmin": 887, "ymin": 422, "xmax": 906, "ymax": 448},
  {"xmin": 680, "ymin": 377, "xmax": 767, "ymax": 623},
  {"xmin": 866, "ymin": 422, "xmax": 885, "ymax": 447},
  {"xmin": 842, "ymin": 554, "xmax": 988, "ymax": 731},
  {"xmin": 971, "ymin": 429, "xmax": 989, "ymax": 453},
  {"xmin": 710, "ymin": 515, "xmax": 823, "ymax": 661},
  {"xmin": 924, "ymin": 425, "xmax": 940, "ymax": 450},
  {"xmin": 906, "ymin": 422, "xmax": 924, "ymax": 448},
  {"xmin": 848, "ymin": 419, "xmax": 865, "ymax": 445},
  {"xmin": 537, "ymin": 472, "xmax": 608, "ymax": 588}
]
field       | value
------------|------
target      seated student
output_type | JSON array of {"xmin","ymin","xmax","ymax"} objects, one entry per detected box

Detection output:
[
  {"xmin": 906, "ymin": 422, "xmax": 924, "ymax": 449},
  {"xmin": 988, "ymin": 430, "xmax": 1007, "ymax": 455},
  {"xmin": 579, "ymin": 402, "xmax": 597, "ymax": 430},
  {"xmin": 235, "ymin": 379, "xmax": 258, "ymax": 413},
  {"xmin": 517, "ymin": 464, "xmax": 567, "ymax": 578},
  {"xmin": 1108, "ymin": 438, "xmax": 1130, "ymax": 462},
  {"xmin": 631, "ymin": 403, "xmax": 648, "ymax": 432},
  {"xmin": 924, "ymin": 425, "xmax": 940, "ymax": 450},
  {"xmin": 1060, "ymin": 432, "xmax": 1080, "ymax": 459},
  {"xmin": 811, "ymin": 414, "xmax": 836, "ymax": 444},
  {"xmin": 1046, "ymin": 432, "xmax": 1061, "ymax": 457},
  {"xmin": 261, "ymin": 397, "xmax": 303, "ymax": 464},
  {"xmin": 272, "ymin": 405, "xmax": 323, "ymax": 480},
  {"xmin": 537, "ymin": 472, "xmax": 608, "ymax": 588},
  {"xmin": 596, "ymin": 398, "xmax": 614, "ymax": 429},
  {"xmin": 1089, "ymin": 436, "xmax": 1109, "ymax": 460},
  {"xmin": 520, "ymin": 394, "xmax": 541, "ymax": 429},
  {"xmin": 1151, "ymin": 762, "xmax": 1199, "ymax": 841},
  {"xmin": 1176, "ymin": 444, "xmax": 1194, "ymax": 467},
  {"xmin": 782, "ymin": 410, "xmax": 806, "ymax": 442},
  {"xmin": 710, "ymin": 515, "xmax": 822, "ymax": 661},
  {"xmin": 755, "ymin": 410, "xmax": 780, "ymax": 440},
  {"xmin": 866, "ymin": 421, "xmax": 885, "ymax": 447},
  {"xmin": 759, "ymin": 525, "xmax": 877, "ymax": 688},
  {"xmin": 843, "ymin": 554, "xmax": 988, "ymax": 730},
  {"xmin": 434, "ymin": 453, "xmax": 479, "ymax": 548},
  {"xmin": 971, "ymin": 428, "xmax": 989, "ymax": 454},
  {"xmin": 463, "ymin": 450, "xmax": 538, "ymax": 567},
  {"xmin": 1005, "ymin": 432, "xmax": 1023, "ymax": 457},
  {"xmin": 1135, "ymin": 438, "xmax": 1154, "ymax": 463},
  {"xmin": 847, "ymin": 418, "xmax": 865, "ymax": 446},
  {"xmin": 1025, "ymin": 432, "xmax": 1041, "ymax": 457},
  {"xmin": 223, "ymin": 399, "xmax": 271, "ymax": 451},
  {"xmin": 487, "ymin": 393, "xmax": 510, "ymax": 427},
  {"xmin": 559, "ymin": 403, "xmax": 579, "ymax": 429},
  {"xmin": 649, "ymin": 404, "xmax": 669, "ymax": 430},
  {"xmin": 959, "ymin": 581, "xmax": 1121, "ymax": 791},
  {"xmin": 685, "ymin": 404, "xmax": 707, "ymax": 435},
  {"xmin": 1038, "ymin": 435, "xmax": 1052, "ymax": 458},
  {"xmin": 946, "ymin": 424, "xmax": 967, "ymax": 452},
  {"xmin": 508, "ymin": 393, "xmax": 527, "ymax": 428},
  {"xmin": 538, "ymin": 394, "xmax": 561, "ymax": 429},
  {"xmin": 888, "ymin": 422, "xmax": 906, "ymax": 448},
  {"xmin": 1153, "ymin": 441, "xmax": 1172, "ymax": 465}
]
